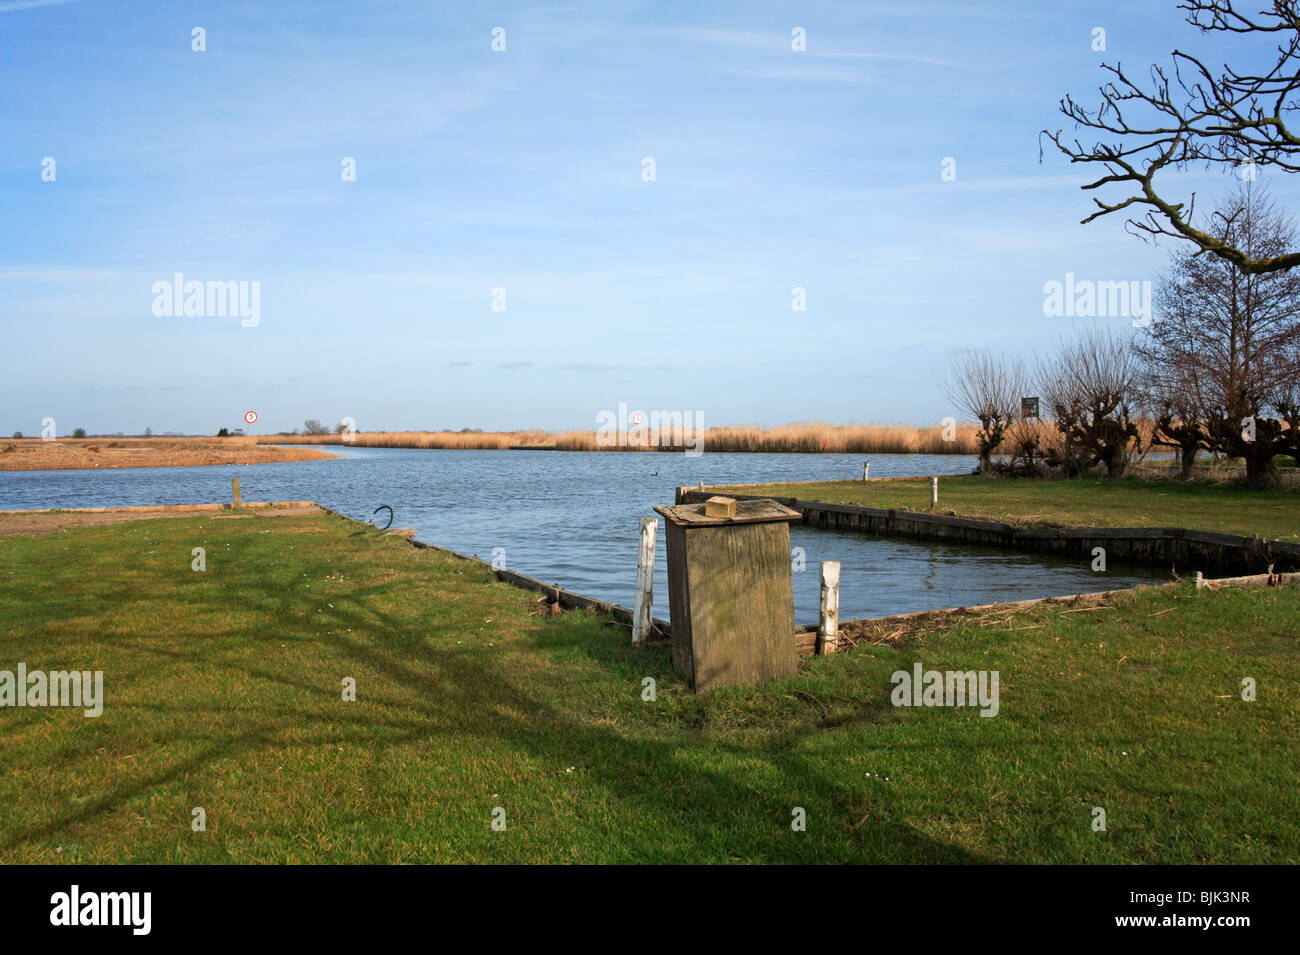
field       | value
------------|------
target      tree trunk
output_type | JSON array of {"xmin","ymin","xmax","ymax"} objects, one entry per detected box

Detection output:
[
  {"xmin": 1179, "ymin": 444, "xmax": 1197, "ymax": 480},
  {"xmin": 1244, "ymin": 450, "xmax": 1279, "ymax": 489}
]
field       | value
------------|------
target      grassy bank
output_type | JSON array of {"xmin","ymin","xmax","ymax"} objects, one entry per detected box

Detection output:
[
  {"xmin": 710, "ymin": 475, "xmax": 1300, "ymax": 542},
  {"xmin": 259, "ymin": 421, "xmax": 980, "ymax": 454},
  {"xmin": 0, "ymin": 510, "xmax": 1295, "ymax": 863}
]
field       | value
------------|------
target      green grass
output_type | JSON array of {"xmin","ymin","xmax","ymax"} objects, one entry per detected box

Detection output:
[
  {"xmin": 712, "ymin": 475, "xmax": 1300, "ymax": 542},
  {"xmin": 1, "ymin": 511, "xmax": 1296, "ymax": 863}
]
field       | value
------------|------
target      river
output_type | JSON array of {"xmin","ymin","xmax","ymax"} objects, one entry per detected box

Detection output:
[{"xmin": 0, "ymin": 448, "xmax": 1162, "ymax": 625}]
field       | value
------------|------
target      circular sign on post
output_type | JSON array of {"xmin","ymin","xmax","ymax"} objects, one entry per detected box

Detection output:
[{"xmin": 244, "ymin": 411, "xmax": 258, "ymax": 425}]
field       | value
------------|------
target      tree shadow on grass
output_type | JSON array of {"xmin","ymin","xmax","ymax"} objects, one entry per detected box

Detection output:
[{"xmin": 3, "ymin": 531, "xmax": 993, "ymax": 864}]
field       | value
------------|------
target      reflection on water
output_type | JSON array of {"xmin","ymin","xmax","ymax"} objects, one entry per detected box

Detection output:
[{"xmin": 1, "ymin": 448, "xmax": 1162, "ymax": 624}]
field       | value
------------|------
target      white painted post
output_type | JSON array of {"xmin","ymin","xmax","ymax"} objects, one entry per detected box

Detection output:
[
  {"xmin": 818, "ymin": 561, "xmax": 840, "ymax": 655},
  {"xmin": 862, "ymin": 461, "xmax": 869, "ymax": 481},
  {"xmin": 633, "ymin": 517, "xmax": 657, "ymax": 644},
  {"xmin": 930, "ymin": 476, "xmax": 938, "ymax": 507}
]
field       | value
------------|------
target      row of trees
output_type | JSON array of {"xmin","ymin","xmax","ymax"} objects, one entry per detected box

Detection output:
[
  {"xmin": 946, "ymin": 188, "xmax": 1300, "ymax": 489},
  {"xmin": 221, "ymin": 420, "xmax": 351, "ymax": 437}
]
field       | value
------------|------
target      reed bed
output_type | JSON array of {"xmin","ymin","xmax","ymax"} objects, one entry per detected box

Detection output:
[
  {"xmin": 263, "ymin": 430, "xmax": 545, "ymax": 450},
  {"xmin": 259, "ymin": 422, "xmax": 981, "ymax": 454},
  {"xmin": 1, "ymin": 435, "xmax": 328, "ymax": 471}
]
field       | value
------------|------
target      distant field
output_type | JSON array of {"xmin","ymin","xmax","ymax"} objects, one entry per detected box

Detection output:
[
  {"xmin": 0, "ymin": 510, "xmax": 1295, "ymax": 863},
  {"xmin": 259, "ymin": 421, "xmax": 981, "ymax": 454},
  {"xmin": 709, "ymin": 475, "xmax": 1300, "ymax": 542},
  {"xmin": 0, "ymin": 437, "xmax": 336, "ymax": 472}
]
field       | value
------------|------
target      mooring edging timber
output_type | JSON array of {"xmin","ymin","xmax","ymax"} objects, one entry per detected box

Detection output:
[
  {"xmin": 676, "ymin": 487, "xmax": 1300, "ymax": 574},
  {"xmin": 315, "ymin": 505, "xmax": 671, "ymax": 639},
  {"xmin": 790, "ymin": 571, "xmax": 1300, "ymax": 658},
  {"xmin": 316, "ymin": 502, "xmax": 1297, "ymax": 658}
]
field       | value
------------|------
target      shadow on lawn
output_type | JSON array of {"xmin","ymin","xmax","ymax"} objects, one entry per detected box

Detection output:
[{"xmin": 3, "ymin": 528, "xmax": 991, "ymax": 864}]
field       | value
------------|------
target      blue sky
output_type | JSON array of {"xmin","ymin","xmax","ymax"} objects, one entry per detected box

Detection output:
[{"xmin": 1, "ymin": 0, "xmax": 1290, "ymax": 435}]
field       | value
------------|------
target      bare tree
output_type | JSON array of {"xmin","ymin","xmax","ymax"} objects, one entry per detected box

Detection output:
[
  {"xmin": 1040, "ymin": 327, "xmax": 1143, "ymax": 477},
  {"xmin": 1044, "ymin": 0, "xmax": 1300, "ymax": 274},
  {"xmin": 1140, "ymin": 356, "xmax": 1206, "ymax": 478},
  {"xmin": 942, "ymin": 351, "xmax": 1025, "ymax": 473},
  {"xmin": 1037, "ymin": 349, "xmax": 1088, "ymax": 477},
  {"xmin": 1264, "ymin": 339, "xmax": 1300, "ymax": 460},
  {"xmin": 1142, "ymin": 187, "xmax": 1300, "ymax": 486}
]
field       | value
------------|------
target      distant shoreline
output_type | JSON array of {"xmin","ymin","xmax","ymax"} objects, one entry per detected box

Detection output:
[
  {"xmin": 1, "ymin": 437, "xmax": 338, "ymax": 472},
  {"xmin": 259, "ymin": 422, "xmax": 981, "ymax": 455}
]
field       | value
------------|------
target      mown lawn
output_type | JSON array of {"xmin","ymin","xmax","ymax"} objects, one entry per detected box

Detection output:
[
  {"xmin": 711, "ymin": 475, "xmax": 1300, "ymax": 542},
  {"xmin": 0, "ymin": 511, "xmax": 1296, "ymax": 863}
]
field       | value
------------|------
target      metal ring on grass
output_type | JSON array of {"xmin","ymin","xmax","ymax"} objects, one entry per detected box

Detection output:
[{"xmin": 349, "ymin": 504, "xmax": 395, "ymax": 536}]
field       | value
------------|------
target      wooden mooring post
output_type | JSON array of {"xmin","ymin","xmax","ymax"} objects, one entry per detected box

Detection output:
[
  {"xmin": 818, "ymin": 560, "xmax": 840, "ymax": 655},
  {"xmin": 930, "ymin": 476, "xmax": 938, "ymax": 507},
  {"xmin": 231, "ymin": 477, "xmax": 241, "ymax": 509},
  {"xmin": 633, "ymin": 517, "xmax": 657, "ymax": 644}
]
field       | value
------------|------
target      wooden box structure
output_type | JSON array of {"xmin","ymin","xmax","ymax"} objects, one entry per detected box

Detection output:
[{"xmin": 652, "ymin": 498, "xmax": 801, "ymax": 692}]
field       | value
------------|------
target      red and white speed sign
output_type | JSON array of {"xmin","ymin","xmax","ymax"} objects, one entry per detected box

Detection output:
[{"xmin": 244, "ymin": 411, "xmax": 258, "ymax": 424}]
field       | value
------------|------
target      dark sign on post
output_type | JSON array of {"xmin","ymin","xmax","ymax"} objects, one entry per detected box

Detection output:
[{"xmin": 1021, "ymin": 397, "xmax": 1040, "ymax": 419}]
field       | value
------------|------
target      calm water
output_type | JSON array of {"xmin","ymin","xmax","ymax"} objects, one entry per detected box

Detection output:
[{"xmin": 1, "ymin": 449, "xmax": 1162, "ymax": 624}]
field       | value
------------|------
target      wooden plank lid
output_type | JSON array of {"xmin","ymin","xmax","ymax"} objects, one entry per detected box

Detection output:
[{"xmin": 653, "ymin": 498, "xmax": 802, "ymax": 527}]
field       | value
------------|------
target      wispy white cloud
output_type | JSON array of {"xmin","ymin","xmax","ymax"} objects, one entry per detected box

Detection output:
[
  {"xmin": 673, "ymin": 27, "xmax": 955, "ymax": 67},
  {"xmin": 0, "ymin": 0, "xmax": 85, "ymax": 12},
  {"xmin": 676, "ymin": 28, "xmax": 778, "ymax": 50},
  {"xmin": 813, "ymin": 50, "xmax": 957, "ymax": 67},
  {"xmin": 737, "ymin": 66, "xmax": 879, "ymax": 85},
  {"xmin": 838, "ymin": 175, "xmax": 1094, "ymax": 201},
  {"xmin": 0, "ymin": 266, "xmax": 122, "ymax": 281}
]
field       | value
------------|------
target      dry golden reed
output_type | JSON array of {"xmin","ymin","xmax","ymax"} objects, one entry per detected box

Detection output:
[{"xmin": 260, "ymin": 422, "xmax": 980, "ymax": 454}]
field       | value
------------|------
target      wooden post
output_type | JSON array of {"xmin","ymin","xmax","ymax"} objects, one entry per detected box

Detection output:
[
  {"xmin": 862, "ymin": 461, "xmax": 869, "ymax": 481},
  {"xmin": 232, "ymin": 477, "xmax": 241, "ymax": 509},
  {"xmin": 818, "ymin": 561, "xmax": 840, "ymax": 655},
  {"xmin": 1195, "ymin": 570, "xmax": 1205, "ymax": 591},
  {"xmin": 930, "ymin": 476, "xmax": 938, "ymax": 507},
  {"xmin": 633, "ymin": 517, "xmax": 657, "ymax": 644}
]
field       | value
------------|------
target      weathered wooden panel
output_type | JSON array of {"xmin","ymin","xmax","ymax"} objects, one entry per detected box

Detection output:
[{"xmin": 664, "ymin": 519, "xmax": 694, "ymax": 678}]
